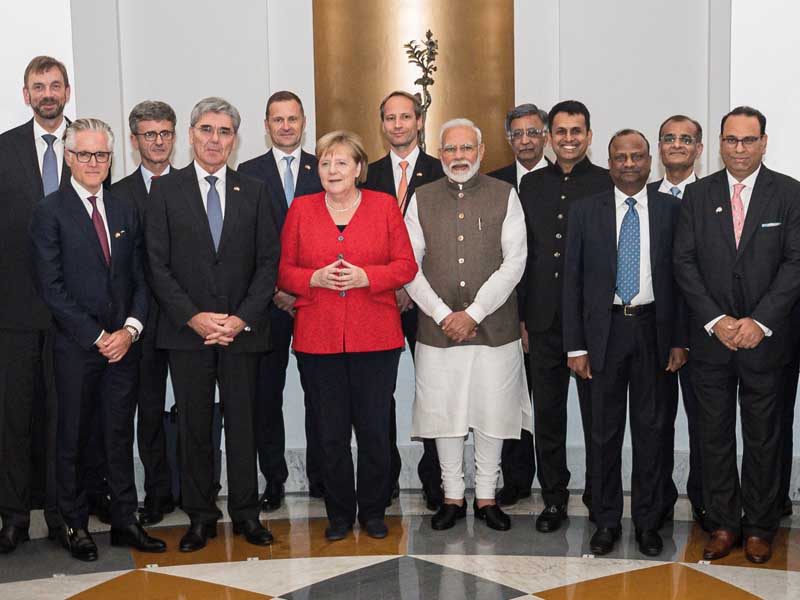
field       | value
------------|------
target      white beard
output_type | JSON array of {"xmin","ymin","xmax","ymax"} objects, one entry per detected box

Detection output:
[{"xmin": 444, "ymin": 158, "xmax": 481, "ymax": 183}]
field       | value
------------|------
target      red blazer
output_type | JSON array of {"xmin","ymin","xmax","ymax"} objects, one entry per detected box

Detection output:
[{"xmin": 278, "ymin": 189, "xmax": 418, "ymax": 354}]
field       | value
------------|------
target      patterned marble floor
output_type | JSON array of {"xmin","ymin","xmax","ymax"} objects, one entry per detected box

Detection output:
[{"xmin": 1, "ymin": 492, "xmax": 798, "ymax": 599}]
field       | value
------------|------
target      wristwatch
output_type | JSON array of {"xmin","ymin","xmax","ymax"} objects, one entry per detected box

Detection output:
[{"xmin": 124, "ymin": 325, "xmax": 140, "ymax": 343}]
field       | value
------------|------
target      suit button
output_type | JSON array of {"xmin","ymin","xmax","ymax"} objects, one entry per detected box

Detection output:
[
  {"xmin": 555, "ymin": 233, "xmax": 562, "ymax": 239},
  {"xmin": 463, "ymin": 302, "xmax": 469, "ymax": 308},
  {"xmin": 340, "ymin": 291, "xmax": 346, "ymax": 297},
  {"xmin": 564, "ymin": 176, "xmax": 569, "ymax": 181},
  {"xmin": 458, "ymin": 212, "xmax": 465, "ymax": 219},
  {"xmin": 734, "ymin": 273, "xmax": 742, "ymax": 279},
  {"xmin": 557, "ymin": 213, "xmax": 564, "ymax": 219},
  {"xmin": 457, "ymin": 235, "xmax": 464, "ymax": 241},
  {"xmin": 214, "ymin": 259, "xmax": 221, "ymax": 266},
  {"xmin": 554, "ymin": 272, "xmax": 559, "ymax": 279},
  {"xmin": 554, "ymin": 252, "xmax": 560, "ymax": 258},
  {"xmin": 338, "ymin": 253, "xmax": 344, "ymax": 259},
  {"xmin": 460, "ymin": 281, "xmax": 466, "ymax": 287},
  {"xmin": 561, "ymin": 194, "xmax": 566, "ymax": 200},
  {"xmin": 337, "ymin": 235, "xmax": 344, "ymax": 241},
  {"xmin": 458, "ymin": 258, "xmax": 465, "ymax": 264},
  {"xmin": 458, "ymin": 192, "xmax": 464, "ymax": 199}
]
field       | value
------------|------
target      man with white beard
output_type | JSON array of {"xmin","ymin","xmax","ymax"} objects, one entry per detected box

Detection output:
[{"xmin": 403, "ymin": 118, "xmax": 530, "ymax": 532}]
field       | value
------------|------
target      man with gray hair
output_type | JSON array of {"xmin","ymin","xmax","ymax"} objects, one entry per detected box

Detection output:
[
  {"xmin": 112, "ymin": 100, "xmax": 177, "ymax": 526},
  {"xmin": 405, "ymin": 118, "xmax": 530, "ymax": 532},
  {"xmin": 31, "ymin": 118, "xmax": 166, "ymax": 560},
  {"xmin": 144, "ymin": 97, "xmax": 281, "ymax": 551},
  {"xmin": 489, "ymin": 103, "xmax": 550, "ymax": 191}
]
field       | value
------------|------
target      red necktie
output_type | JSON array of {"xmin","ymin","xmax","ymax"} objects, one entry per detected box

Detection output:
[{"xmin": 87, "ymin": 196, "xmax": 111, "ymax": 266}]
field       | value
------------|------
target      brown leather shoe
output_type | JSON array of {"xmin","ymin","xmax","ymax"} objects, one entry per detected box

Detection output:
[
  {"xmin": 744, "ymin": 536, "xmax": 772, "ymax": 564},
  {"xmin": 703, "ymin": 529, "xmax": 739, "ymax": 560}
]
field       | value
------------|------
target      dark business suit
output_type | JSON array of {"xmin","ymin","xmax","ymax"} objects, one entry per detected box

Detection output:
[
  {"xmin": 0, "ymin": 119, "xmax": 70, "ymax": 530},
  {"xmin": 674, "ymin": 166, "xmax": 800, "ymax": 540},
  {"xmin": 648, "ymin": 180, "xmax": 704, "ymax": 516},
  {"xmin": 363, "ymin": 150, "xmax": 444, "ymax": 496},
  {"xmin": 238, "ymin": 149, "xmax": 323, "ymax": 491},
  {"xmin": 563, "ymin": 188, "xmax": 686, "ymax": 529},
  {"xmin": 31, "ymin": 182, "xmax": 148, "ymax": 529},
  {"xmin": 144, "ymin": 164, "xmax": 280, "ymax": 524},
  {"xmin": 780, "ymin": 301, "xmax": 800, "ymax": 508}
]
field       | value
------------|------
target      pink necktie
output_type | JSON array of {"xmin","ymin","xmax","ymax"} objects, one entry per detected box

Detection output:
[
  {"xmin": 731, "ymin": 183, "xmax": 745, "ymax": 248},
  {"xmin": 87, "ymin": 196, "xmax": 111, "ymax": 266}
]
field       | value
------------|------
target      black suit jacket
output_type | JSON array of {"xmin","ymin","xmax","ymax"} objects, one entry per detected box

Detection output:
[
  {"xmin": 143, "ymin": 164, "xmax": 280, "ymax": 353},
  {"xmin": 673, "ymin": 166, "xmax": 800, "ymax": 369},
  {"xmin": 563, "ymin": 188, "xmax": 688, "ymax": 371},
  {"xmin": 487, "ymin": 159, "xmax": 551, "ymax": 192},
  {"xmin": 30, "ymin": 182, "xmax": 148, "ymax": 350},
  {"xmin": 0, "ymin": 118, "xmax": 73, "ymax": 331},
  {"xmin": 363, "ymin": 150, "xmax": 444, "ymax": 214},
  {"xmin": 237, "ymin": 149, "xmax": 322, "ymax": 231}
]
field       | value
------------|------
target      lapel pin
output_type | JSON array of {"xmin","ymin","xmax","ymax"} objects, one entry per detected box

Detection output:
[
  {"xmin": 715, "ymin": 206, "xmax": 723, "ymax": 213},
  {"xmin": 233, "ymin": 186, "xmax": 240, "ymax": 192},
  {"xmin": 114, "ymin": 232, "xmax": 121, "ymax": 238},
  {"xmin": 304, "ymin": 164, "xmax": 311, "ymax": 170}
]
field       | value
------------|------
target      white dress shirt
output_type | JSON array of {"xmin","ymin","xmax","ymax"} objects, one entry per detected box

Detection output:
[
  {"xmin": 71, "ymin": 178, "xmax": 143, "ymax": 341},
  {"xmin": 272, "ymin": 146, "xmax": 302, "ymax": 194},
  {"xmin": 658, "ymin": 172, "xmax": 697, "ymax": 197},
  {"xmin": 194, "ymin": 161, "xmax": 227, "ymax": 216},
  {"xmin": 34, "ymin": 118, "xmax": 67, "ymax": 182},
  {"xmin": 515, "ymin": 155, "xmax": 548, "ymax": 189},
  {"xmin": 140, "ymin": 163, "xmax": 170, "ymax": 193},
  {"xmin": 391, "ymin": 146, "xmax": 420, "ymax": 196}
]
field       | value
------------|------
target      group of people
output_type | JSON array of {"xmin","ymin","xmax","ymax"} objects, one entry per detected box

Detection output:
[{"xmin": 1, "ymin": 55, "xmax": 798, "ymax": 568}]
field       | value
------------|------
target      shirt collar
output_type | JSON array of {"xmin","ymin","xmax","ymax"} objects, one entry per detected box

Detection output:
[
  {"xmin": 140, "ymin": 163, "xmax": 170, "ymax": 182},
  {"xmin": 551, "ymin": 155, "xmax": 593, "ymax": 176},
  {"xmin": 516, "ymin": 155, "xmax": 548, "ymax": 176},
  {"xmin": 33, "ymin": 118, "xmax": 67, "ymax": 143},
  {"xmin": 664, "ymin": 171, "xmax": 697, "ymax": 189},
  {"xmin": 726, "ymin": 164, "xmax": 761, "ymax": 190},
  {"xmin": 71, "ymin": 176, "xmax": 103, "ymax": 202},
  {"xmin": 194, "ymin": 161, "xmax": 226, "ymax": 184},
  {"xmin": 390, "ymin": 146, "xmax": 420, "ymax": 171},
  {"xmin": 614, "ymin": 184, "xmax": 648, "ymax": 209},
  {"xmin": 272, "ymin": 145, "xmax": 302, "ymax": 164}
]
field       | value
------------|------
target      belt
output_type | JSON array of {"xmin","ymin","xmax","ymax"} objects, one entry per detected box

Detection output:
[{"xmin": 611, "ymin": 303, "xmax": 655, "ymax": 317}]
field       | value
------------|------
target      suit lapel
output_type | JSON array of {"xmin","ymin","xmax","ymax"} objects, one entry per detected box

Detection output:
[
  {"xmin": 63, "ymin": 184, "xmax": 109, "ymax": 267},
  {"xmin": 264, "ymin": 150, "xmax": 288, "ymax": 208},
  {"xmin": 736, "ymin": 167, "xmax": 773, "ymax": 259},
  {"xmin": 375, "ymin": 155, "xmax": 396, "ymax": 198},
  {"xmin": 19, "ymin": 120, "xmax": 44, "ymax": 202},
  {"xmin": 217, "ymin": 168, "xmax": 242, "ymax": 256},
  {"xmin": 178, "ymin": 164, "xmax": 217, "ymax": 254},
  {"xmin": 647, "ymin": 190, "xmax": 662, "ymax": 281},
  {"xmin": 602, "ymin": 193, "xmax": 618, "ymax": 279},
  {"xmin": 106, "ymin": 192, "xmax": 124, "ymax": 273},
  {"xmin": 711, "ymin": 173, "xmax": 737, "ymax": 257},
  {"xmin": 296, "ymin": 151, "xmax": 317, "ymax": 197}
]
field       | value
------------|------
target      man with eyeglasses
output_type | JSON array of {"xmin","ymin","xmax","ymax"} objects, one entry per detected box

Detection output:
[
  {"xmin": 144, "ymin": 97, "xmax": 280, "ymax": 552},
  {"xmin": 487, "ymin": 102, "xmax": 550, "ymax": 508},
  {"xmin": 30, "ymin": 118, "xmax": 167, "ymax": 560},
  {"xmin": 111, "ymin": 101, "xmax": 178, "ymax": 527},
  {"xmin": 564, "ymin": 129, "xmax": 687, "ymax": 557},
  {"xmin": 518, "ymin": 100, "xmax": 613, "ymax": 533},
  {"xmin": 646, "ymin": 115, "xmax": 708, "ymax": 533},
  {"xmin": 674, "ymin": 105, "xmax": 800, "ymax": 564},
  {"xmin": 363, "ymin": 90, "xmax": 445, "ymax": 511}
]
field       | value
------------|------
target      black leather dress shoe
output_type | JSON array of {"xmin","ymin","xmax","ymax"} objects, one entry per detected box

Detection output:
[
  {"xmin": 590, "ymin": 526, "xmax": 622, "ymax": 555},
  {"xmin": 0, "ymin": 524, "xmax": 30, "ymax": 553},
  {"xmin": 536, "ymin": 504, "xmax": 568, "ymax": 532},
  {"xmin": 636, "ymin": 528, "xmax": 663, "ymax": 556},
  {"xmin": 325, "ymin": 520, "xmax": 352, "ymax": 541},
  {"xmin": 110, "ymin": 522, "xmax": 167, "ymax": 553},
  {"xmin": 233, "ymin": 519, "xmax": 273, "ymax": 546},
  {"xmin": 60, "ymin": 526, "xmax": 98, "ymax": 562},
  {"xmin": 179, "ymin": 522, "xmax": 217, "ymax": 552},
  {"xmin": 495, "ymin": 485, "xmax": 531, "ymax": 507},
  {"xmin": 473, "ymin": 501, "xmax": 511, "ymax": 531},
  {"xmin": 431, "ymin": 501, "xmax": 467, "ymax": 531},
  {"xmin": 88, "ymin": 494, "xmax": 112, "ymax": 525},
  {"xmin": 309, "ymin": 481, "xmax": 326, "ymax": 499},
  {"xmin": 260, "ymin": 482, "xmax": 284, "ymax": 512},
  {"xmin": 692, "ymin": 505, "xmax": 711, "ymax": 532},
  {"xmin": 361, "ymin": 518, "xmax": 388, "ymax": 539},
  {"xmin": 138, "ymin": 496, "xmax": 176, "ymax": 526},
  {"xmin": 422, "ymin": 484, "xmax": 445, "ymax": 512}
]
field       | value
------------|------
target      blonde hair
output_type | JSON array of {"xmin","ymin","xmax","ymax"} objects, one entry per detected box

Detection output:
[{"xmin": 315, "ymin": 130, "xmax": 369, "ymax": 184}]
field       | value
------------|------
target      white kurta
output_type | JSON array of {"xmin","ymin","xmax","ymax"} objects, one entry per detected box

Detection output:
[{"xmin": 404, "ymin": 186, "xmax": 532, "ymax": 439}]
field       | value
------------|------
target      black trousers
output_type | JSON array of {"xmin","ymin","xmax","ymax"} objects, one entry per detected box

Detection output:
[
  {"xmin": 169, "ymin": 348, "xmax": 260, "ymax": 524},
  {"xmin": 530, "ymin": 315, "xmax": 592, "ymax": 507},
  {"xmin": 691, "ymin": 356, "xmax": 782, "ymax": 540},
  {"xmin": 500, "ymin": 350, "xmax": 535, "ymax": 491},
  {"xmin": 779, "ymin": 340, "xmax": 800, "ymax": 505},
  {"xmin": 394, "ymin": 308, "xmax": 441, "ymax": 492},
  {"xmin": 255, "ymin": 306, "xmax": 322, "ymax": 488},
  {"xmin": 298, "ymin": 349, "xmax": 400, "ymax": 525},
  {"xmin": 590, "ymin": 311, "xmax": 671, "ymax": 530},
  {"xmin": 53, "ymin": 334, "xmax": 139, "ymax": 529}
]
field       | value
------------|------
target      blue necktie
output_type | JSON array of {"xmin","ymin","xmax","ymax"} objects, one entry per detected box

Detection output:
[
  {"xmin": 670, "ymin": 186, "xmax": 681, "ymax": 197},
  {"xmin": 616, "ymin": 197, "xmax": 640, "ymax": 304},
  {"xmin": 205, "ymin": 175, "xmax": 223, "ymax": 251},
  {"xmin": 42, "ymin": 134, "xmax": 59, "ymax": 196},
  {"xmin": 283, "ymin": 156, "xmax": 295, "ymax": 205}
]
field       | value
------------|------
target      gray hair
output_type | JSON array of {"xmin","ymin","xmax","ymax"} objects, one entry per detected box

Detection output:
[
  {"xmin": 439, "ymin": 118, "xmax": 482, "ymax": 147},
  {"xmin": 129, "ymin": 100, "xmax": 177, "ymax": 133},
  {"xmin": 64, "ymin": 118, "xmax": 114, "ymax": 152},
  {"xmin": 189, "ymin": 96, "xmax": 241, "ymax": 132},
  {"xmin": 504, "ymin": 103, "xmax": 548, "ymax": 137}
]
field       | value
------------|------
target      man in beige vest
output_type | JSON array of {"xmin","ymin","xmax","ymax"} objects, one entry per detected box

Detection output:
[{"xmin": 404, "ymin": 118, "xmax": 530, "ymax": 532}]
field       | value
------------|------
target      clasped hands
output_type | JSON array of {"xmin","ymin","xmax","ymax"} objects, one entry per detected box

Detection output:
[
  {"xmin": 188, "ymin": 313, "xmax": 246, "ymax": 346},
  {"xmin": 95, "ymin": 328, "xmax": 133, "ymax": 363},
  {"xmin": 440, "ymin": 311, "xmax": 477, "ymax": 343},
  {"xmin": 712, "ymin": 316, "xmax": 765, "ymax": 351},
  {"xmin": 311, "ymin": 259, "xmax": 369, "ymax": 290}
]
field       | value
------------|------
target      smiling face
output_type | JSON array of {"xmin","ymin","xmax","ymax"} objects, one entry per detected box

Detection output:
[
  {"xmin": 720, "ymin": 114, "xmax": 767, "ymax": 181},
  {"xmin": 23, "ymin": 67, "xmax": 70, "ymax": 126},
  {"xmin": 189, "ymin": 111, "xmax": 236, "ymax": 173},
  {"xmin": 608, "ymin": 133, "xmax": 651, "ymax": 195},
  {"xmin": 381, "ymin": 94, "xmax": 422, "ymax": 155},
  {"xmin": 658, "ymin": 118, "xmax": 703, "ymax": 175},
  {"xmin": 318, "ymin": 143, "xmax": 361, "ymax": 198},
  {"xmin": 440, "ymin": 125, "xmax": 484, "ymax": 183},
  {"xmin": 549, "ymin": 111, "xmax": 592, "ymax": 170},
  {"xmin": 65, "ymin": 130, "xmax": 112, "ymax": 194},
  {"xmin": 266, "ymin": 99, "xmax": 305, "ymax": 153}
]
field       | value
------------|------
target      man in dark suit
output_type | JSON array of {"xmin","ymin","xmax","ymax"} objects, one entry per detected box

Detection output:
[
  {"xmin": 145, "ymin": 97, "xmax": 280, "ymax": 552},
  {"xmin": 0, "ymin": 55, "xmax": 72, "ymax": 553},
  {"xmin": 564, "ymin": 129, "xmax": 687, "ymax": 557},
  {"xmin": 363, "ymin": 90, "xmax": 445, "ymax": 510},
  {"xmin": 647, "ymin": 114, "xmax": 708, "ymax": 531},
  {"xmin": 488, "ymin": 102, "xmax": 549, "ymax": 507},
  {"xmin": 674, "ymin": 106, "xmax": 800, "ymax": 564},
  {"xmin": 239, "ymin": 91, "xmax": 323, "ymax": 511},
  {"xmin": 518, "ymin": 100, "xmax": 613, "ymax": 532},
  {"xmin": 31, "ymin": 118, "xmax": 166, "ymax": 561},
  {"xmin": 112, "ymin": 100, "xmax": 178, "ymax": 526}
]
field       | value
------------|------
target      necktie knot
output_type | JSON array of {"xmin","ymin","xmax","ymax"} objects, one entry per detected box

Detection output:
[
  {"xmin": 670, "ymin": 186, "xmax": 681, "ymax": 197},
  {"xmin": 625, "ymin": 197, "xmax": 637, "ymax": 209},
  {"xmin": 733, "ymin": 183, "xmax": 745, "ymax": 196},
  {"xmin": 283, "ymin": 156, "xmax": 294, "ymax": 167},
  {"xmin": 205, "ymin": 175, "xmax": 218, "ymax": 187},
  {"xmin": 399, "ymin": 160, "xmax": 409, "ymax": 171},
  {"xmin": 87, "ymin": 195, "xmax": 98, "ymax": 208},
  {"xmin": 42, "ymin": 134, "xmax": 57, "ymax": 148}
]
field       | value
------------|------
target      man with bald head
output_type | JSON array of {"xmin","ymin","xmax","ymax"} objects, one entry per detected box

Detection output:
[{"xmin": 563, "ymin": 129, "xmax": 686, "ymax": 557}]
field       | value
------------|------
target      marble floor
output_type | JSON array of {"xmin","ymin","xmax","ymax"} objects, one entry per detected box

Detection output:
[{"xmin": 1, "ymin": 492, "xmax": 798, "ymax": 599}]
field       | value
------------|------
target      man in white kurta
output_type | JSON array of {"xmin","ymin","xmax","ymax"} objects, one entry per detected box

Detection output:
[{"xmin": 404, "ymin": 118, "xmax": 530, "ymax": 532}]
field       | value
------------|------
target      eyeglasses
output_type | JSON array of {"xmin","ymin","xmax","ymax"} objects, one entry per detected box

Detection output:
[
  {"xmin": 193, "ymin": 125, "xmax": 235, "ymax": 139},
  {"xmin": 134, "ymin": 129, "xmax": 174, "ymax": 142},
  {"xmin": 441, "ymin": 144, "xmax": 477, "ymax": 156},
  {"xmin": 68, "ymin": 150, "xmax": 112, "ymax": 163},
  {"xmin": 721, "ymin": 135, "xmax": 761, "ymax": 148},
  {"xmin": 660, "ymin": 134, "xmax": 697, "ymax": 146},
  {"xmin": 509, "ymin": 127, "xmax": 546, "ymax": 140},
  {"xmin": 610, "ymin": 153, "xmax": 649, "ymax": 165}
]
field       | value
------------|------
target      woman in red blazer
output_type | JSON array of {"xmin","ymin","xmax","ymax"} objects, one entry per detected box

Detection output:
[{"xmin": 278, "ymin": 130, "xmax": 417, "ymax": 542}]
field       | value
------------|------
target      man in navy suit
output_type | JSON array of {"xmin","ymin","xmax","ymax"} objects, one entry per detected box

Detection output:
[
  {"xmin": 31, "ymin": 118, "xmax": 166, "ymax": 561},
  {"xmin": 563, "ymin": 129, "xmax": 687, "ymax": 557},
  {"xmin": 239, "ymin": 91, "xmax": 323, "ymax": 510}
]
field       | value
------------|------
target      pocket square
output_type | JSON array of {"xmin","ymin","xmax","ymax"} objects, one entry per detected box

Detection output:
[{"xmin": 761, "ymin": 222, "xmax": 781, "ymax": 228}]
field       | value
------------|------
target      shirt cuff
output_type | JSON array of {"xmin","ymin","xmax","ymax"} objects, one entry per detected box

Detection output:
[
  {"xmin": 705, "ymin": 315, "xmax": 726, "ymax": 335},
  {"xmin": 432, "ymin": 304, "xmax": 453, "ymax": 326},
  {"xmin": 93, "ymin": 330, "xmax": 105, "ymax": 345},
  {"xmin": 567, "ymin": 350, "xmax": 588, "ymax": 357},
  {"xmin": 464, "ymin": 303, "xmax": 487, "ymax": 325},
  {"xmin": 125, "ymin": 317, "xmax": 144, "ymax": 335},
  {"xmin": 754, "ymin": 319, "xmax": 773, "ymax": 337}
]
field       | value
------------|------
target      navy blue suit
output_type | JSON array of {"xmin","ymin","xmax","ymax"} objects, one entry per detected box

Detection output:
[{"xmin": 31, "ymin": 181, "xmax": 147, "ymax": 529}]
